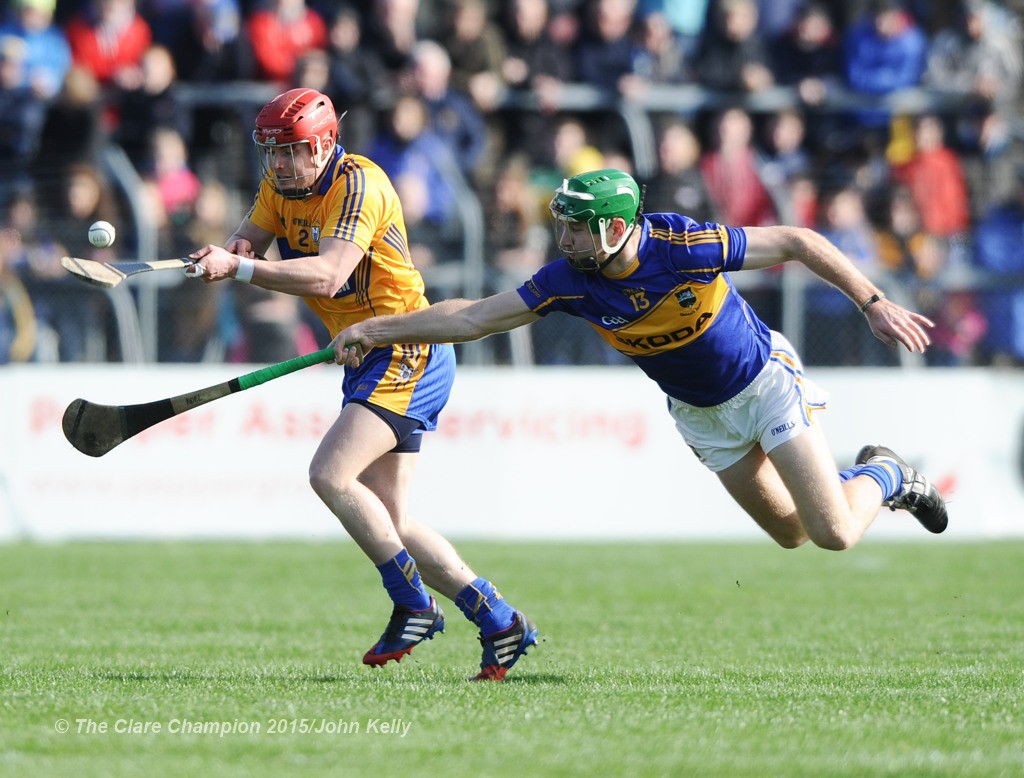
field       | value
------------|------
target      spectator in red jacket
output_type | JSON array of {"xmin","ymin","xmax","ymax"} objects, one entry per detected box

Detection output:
[
  {"xmin": 246, "ymin": 0, "xmax": 327, "ymax": 84},
  {"xmin": 64, "ymin": 0, "xmax": 151, "ymax": 88},
  {"xmin": 700, "ymin": 106, "xmax": 777, "ymax": 226},
  {"xmin": 893, "ymin": 114, "xmax": 971, "ymax": 239}
]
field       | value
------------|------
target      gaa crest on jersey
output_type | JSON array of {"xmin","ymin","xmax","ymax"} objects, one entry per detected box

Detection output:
[
  {"xmin": 312, "ymin": 226, "xmax": 321, "ymax": 244},
  {"xmin": 676, "ymin": 287, "xmax": 697, "ymax": 309},
  {"xmin": 398, "ymin": 361, "xmax": 415, "ymax": 382}
]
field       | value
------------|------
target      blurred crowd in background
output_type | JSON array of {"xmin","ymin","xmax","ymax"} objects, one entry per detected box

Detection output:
[{"xmin": 1, "ymin": 0, "xmax": 1024, "ymax": 367}]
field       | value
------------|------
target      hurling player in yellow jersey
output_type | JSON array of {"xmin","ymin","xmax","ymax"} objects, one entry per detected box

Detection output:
[
  {"xmin": 188, "ymin": 89, "xmax": 536, "ymax": 681},
  {"xmin": 334, "ymin": 168, "xmax": 949, "ymax": 552}
]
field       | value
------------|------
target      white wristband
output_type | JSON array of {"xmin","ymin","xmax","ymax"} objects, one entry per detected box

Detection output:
[{"xmin": 235, "ymin": 256, "xmax": 255, "ymax": 283}]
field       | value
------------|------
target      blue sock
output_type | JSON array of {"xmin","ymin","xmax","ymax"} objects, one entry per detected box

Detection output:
[
  {"xmin": 839, "ymin": 461, "xmax": 903, "ymax": 501},
  {"xmin": 454, "ymin": 577, "xmax": 516, "ymax": 637},
  {"xmin": 376, "ymin": 549, "xmax": 431, "ymax": 611}
]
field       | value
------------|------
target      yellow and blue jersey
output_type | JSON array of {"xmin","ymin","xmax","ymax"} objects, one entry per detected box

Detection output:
[
  {"xmin": 517, "ymin": 213, "xmax": 771, "ymax": 407},
  {"xmin": 246, "ymin": 146, "xmax": 429, "ymax": 336},
  {"xmin": 247, "ymin": 146, "xmax": 454, "ymax": 428}
]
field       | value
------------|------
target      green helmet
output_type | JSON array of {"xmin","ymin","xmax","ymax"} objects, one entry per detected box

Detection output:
[{"xmin": 549, "ymin": 169, "xmax": 642, "ymax": 272}]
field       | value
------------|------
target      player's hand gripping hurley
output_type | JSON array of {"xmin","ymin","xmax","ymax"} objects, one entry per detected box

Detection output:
[{"xmin": 62, "ymin": 347, "xmax": 336, "ymax": 457}]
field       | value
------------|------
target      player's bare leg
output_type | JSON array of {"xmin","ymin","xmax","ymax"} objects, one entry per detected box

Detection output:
[
  {"xmin": 359, "ymin": 453, "xmax": 476, "ymax": 600},
  {"xmin": 309, "ymin": 403, "xmax": 406, "ymax": 563},
  {"xmin": 718, "ymin": 425, "xmax": 883, "ymax": 550},
  {"xmin": 767, "ymin": 426, "xmax": 884, "ymax": 549},
  {"xmin": 716, "ymin": 447, "xmax": 808, "ymax": 548},
  {"xmin": 310, "ymin": 404, "xmax": 443, "ymax": 665},
  {"xmin": 311, "ymin": 403, "xmax": 536, "ymax": 677}
]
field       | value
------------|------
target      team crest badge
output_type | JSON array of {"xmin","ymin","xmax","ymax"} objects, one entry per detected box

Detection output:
[
  {"xmin": 676, "ymin": 288, "xmax": 697, "ymax": 309},
  {"xmin": 398, "ymin": 361, "xmax": 415, "ymax": 382},
  {"xmin": 312, "ymin": 226, "xmax": 321, "ymax": 243}
]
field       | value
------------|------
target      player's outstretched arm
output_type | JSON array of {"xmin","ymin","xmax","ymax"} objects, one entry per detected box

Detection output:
[
  {"xmin": 742, "ymin": 225, "xmax": 934, "ymax": 353},
  {"xmin": 334, "ymin": 291, "xmax": 539, "ymax": 366}
]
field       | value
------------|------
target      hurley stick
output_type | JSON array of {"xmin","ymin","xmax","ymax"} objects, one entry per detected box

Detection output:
[
  {"xmin": 61, "ymin": 256, "xmax": 198, "ymax": 288},
  {"xmin": 62, "ymin": 347, "xmax": 336, "ymax": 457}
]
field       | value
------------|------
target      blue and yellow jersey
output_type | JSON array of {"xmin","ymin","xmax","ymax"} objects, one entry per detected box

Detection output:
[
  {"xmin": 516, "ymin": 213, "xmax": 771, "ymax": 407},
  {"xmin": 246, "ymin": 146, "xmax": 428, "ymax": 338},
  {"xmin": 247, "ymin": 146, "xmax": 452, "ymax": 427}
]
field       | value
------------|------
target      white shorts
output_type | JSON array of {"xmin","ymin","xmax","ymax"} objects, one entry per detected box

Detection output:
[{"xmin": 667, "ymin": 331, "xmax": 828, "ymax": 472}]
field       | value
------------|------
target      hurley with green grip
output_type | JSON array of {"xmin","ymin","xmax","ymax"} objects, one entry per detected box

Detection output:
[{"xmin": 62, "ymin": 347, "xmax": 337, "ymax": 457}]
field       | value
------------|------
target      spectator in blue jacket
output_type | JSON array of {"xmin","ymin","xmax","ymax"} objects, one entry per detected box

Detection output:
[
  {"xmin": 0, "ymin": 0, "xmax": 70, "ymax": 102},
  {"xmin": 574, "ymin": 0, "xmax": 637, "ymax": 93},
  {"xmin": 637, "ymin": 0, "xmax": 707, "ymax": 60},
  {"xmin": 366, "ymin": 94, "xmax": 462, "ymax": 269},
  {"xmin": 973, "ymin": 172, "xmax": 1024, "ymax": 365},
  {"xmin": 408, "ymin": 40, "xmax": 487, "ymax": 183},
  {"xmin": 843, "ymin": 0, "xmax": 928, "ymax": 128},
  {"xmin": 619, "ymin": 10, "xmax": 691, "ymax": 100},
  {"xmin": 0, "ymin": 36, "xmax": 48, "ymax": 203}
]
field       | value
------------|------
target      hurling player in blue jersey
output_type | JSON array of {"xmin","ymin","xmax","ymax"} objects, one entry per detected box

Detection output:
[{"xmin": 332, "ymin": 168, "xmax": 948, "ymax": 548}]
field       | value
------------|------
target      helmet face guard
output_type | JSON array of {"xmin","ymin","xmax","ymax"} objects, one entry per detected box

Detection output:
[
  {"xmin": 548, "ymin": 169, "xmax": 642, "ymax": 272},
  {"xmin": 253, "ymin": 88, "xmax": 338, "ymax": 200},
  {"xmin": 252, "ymin": 137, "xmax": 319, "ymax": 200}
]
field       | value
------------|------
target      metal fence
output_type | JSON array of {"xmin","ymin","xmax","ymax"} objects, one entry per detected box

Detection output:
[{"xmin": 5, "ymin": 81, "xmax": 1023, "ymax": 368}]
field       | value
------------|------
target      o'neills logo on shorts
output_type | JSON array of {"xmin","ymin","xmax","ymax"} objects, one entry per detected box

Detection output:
[{"xmin": 771, "ymin": 421, "xmax": 796, "ymax": 436}]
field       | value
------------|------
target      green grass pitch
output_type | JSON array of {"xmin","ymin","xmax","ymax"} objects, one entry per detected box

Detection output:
[{"xmin": 2, "ymin": 540, "xmax": 1023, "ymax": 777}]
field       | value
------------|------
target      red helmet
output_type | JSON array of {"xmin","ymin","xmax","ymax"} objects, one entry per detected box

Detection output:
[{"xmin": 253, "ymin": 89, "xmax": 338, "ymax": 199}]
